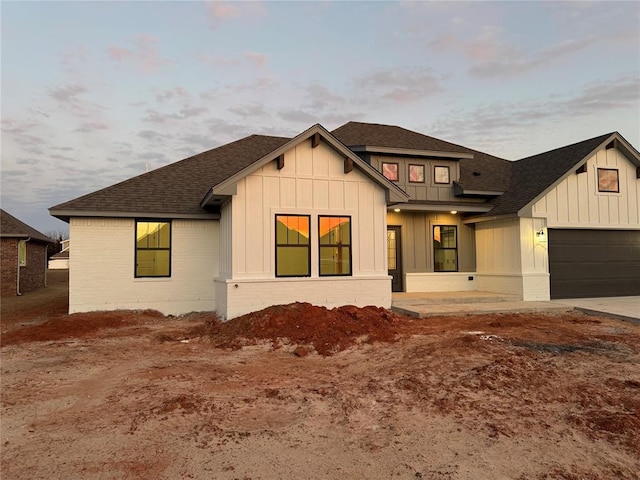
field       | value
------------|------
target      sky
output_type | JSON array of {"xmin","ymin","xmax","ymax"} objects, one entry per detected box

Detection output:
[{"xmin": 1, "ymin": 1, "xmax": 639, "ymax": 235}]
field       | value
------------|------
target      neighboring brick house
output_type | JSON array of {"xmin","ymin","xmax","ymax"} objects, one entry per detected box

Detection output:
[
  {"xmin": 50, "ymin": 122, "xmax": 640, "ymax": 319},
  {"xmin": 1, "ymin": 209, "xmax": 54, "ymax": 296}
]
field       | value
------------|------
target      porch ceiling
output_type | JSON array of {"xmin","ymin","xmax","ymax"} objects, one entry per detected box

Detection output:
[{"xmin": 387, "ymin": 202, "xmax": 492, "ymax": 213}]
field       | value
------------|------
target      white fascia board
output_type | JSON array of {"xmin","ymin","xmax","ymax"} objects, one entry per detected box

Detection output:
[
  {"xmin": 350, "ymin": 145, "xmax": 474, "ymax": 160},
  {"xmin": 49, "ymin": 210, "xmax": 220, "ymax": 221},
  {"xmin": 208, "ymin": 123, "xmax": 409, "ymax": 204}
]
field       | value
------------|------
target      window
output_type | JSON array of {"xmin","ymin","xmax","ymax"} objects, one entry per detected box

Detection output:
[
  {"xmin": 135, "ymin": 221, "xmax": 171, "ymax": 277},
  {"xmin": 276, "ymin": 215, "xmax": 310, "ymax": 277},
  {"xmin": 434, "ymin": 166, "xmax": 450, "ymax": 184},
  {"xmin": 319, "ymin": 216, "xmax": 351, "ymax": 276},
  {"xmin": 433, "ymin": 225, "xmax": 457, "ymax": 272},
  {"xmin": 597, "ymin": 168, "xmax": 619, "ymax": 193},
  {"xmin": 409, "ymin": 164, "xmax": 425, "ymax": 183},
  {"xmin": 18, "ymin": 240, "xmax": 26, "ymax": 267},
  {"xmin": 382, "ymin": 162, "xmax": 399, "ymax": 181}
]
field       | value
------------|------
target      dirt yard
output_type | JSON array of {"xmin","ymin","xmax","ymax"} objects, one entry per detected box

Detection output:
[{"xmin": 1, "ymin": 277, "xmax": 639, "ymax": 479}]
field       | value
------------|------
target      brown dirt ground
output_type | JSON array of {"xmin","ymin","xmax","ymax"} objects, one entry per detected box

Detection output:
[{"xmin": 1, "ymin": 277, "xmax": 639, "ymax": 479}]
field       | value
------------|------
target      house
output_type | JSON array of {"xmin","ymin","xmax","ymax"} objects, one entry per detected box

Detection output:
[
  {"xmin": 1, "ymin": 209, "xmax": 54, "ymax": 296},
  {"xmin": 48, "ymin": 239, "xmax": 70, "ymax": 270},
  {"xmin": 49, "ymin": 122, "xmax": 640, "ymax": 319}
]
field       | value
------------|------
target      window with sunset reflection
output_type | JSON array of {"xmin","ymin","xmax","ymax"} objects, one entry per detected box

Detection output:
[
  {"xmin": 319, "ymin": 216, "xmax": 351, "ymax": 276},
  {"xmin": 275, "ymin": 215, "xmax": 310, "ymax": 277}
]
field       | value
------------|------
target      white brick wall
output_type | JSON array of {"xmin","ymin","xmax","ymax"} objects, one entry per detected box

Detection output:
[
  {"xmin": 70, "ymin": 218, "xmax": 219, "ymax": 315},
  {"xmin": 405, "ymin": 273, "xmax": 477, "ymax": 292},
  {"xmin": 218, "ymin": 276, "xmax": 392, "ymax": 320}
]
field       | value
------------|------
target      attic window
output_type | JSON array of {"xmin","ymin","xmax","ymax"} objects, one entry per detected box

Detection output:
[
  {"xmin": 597, "ymin": 168, "xmax": 619, "ymax": 193},
  {"xmin": 434, "ymin": 166, "xmax": 450, "ymax": 184},
  {"xmin": 409, "ymin": 164, "xmax": 425, "ymax": 183},
  {"xmin": 382, "ymin": 163, "xmax": 399, "ymax": 181}
]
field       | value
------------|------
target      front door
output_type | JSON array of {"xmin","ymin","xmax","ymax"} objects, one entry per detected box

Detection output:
[{"xmin": 387, "ymin": 226, "xmax": 403, "ymax": 292}]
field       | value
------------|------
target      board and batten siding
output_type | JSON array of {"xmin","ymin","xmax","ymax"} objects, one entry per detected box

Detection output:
[
  {"xmin": 70, "ymin": 217, "xmax": 219, "ymax": 315},
  {"xmin": 386, "ymin": 210, "xmax": 477, "ymax": 292},
  {"xmin": 217, "ymin": 140, "xmax": 391, "ymax": 319},
  {"xmin": 475, "ymin": 217, "xmax": 550, "ymax": 300},
  {"xmin": 369, "ymin": 155, "xmax": 462, "ymax": 202},
  {"xmin": 530, "ymin": 147, "xmax": 640, "ymax": 228}
]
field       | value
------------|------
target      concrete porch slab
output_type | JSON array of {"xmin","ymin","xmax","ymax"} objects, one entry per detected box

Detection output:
[
  {"xmin": 392, "ymin": 300, "xmax": 573, "ymax": 318},
  {"xmin": 391, "ymin": 291, "xmax": 573, "ymax": 318}
]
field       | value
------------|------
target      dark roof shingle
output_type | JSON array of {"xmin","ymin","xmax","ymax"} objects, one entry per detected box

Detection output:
[
  {"xmin": 487, "ymin": 132, "xmax": 614, "ymax": 216},
  {"xmin": 332, "ymin": 121, "xmax": 471, "ymax": 154},
  {"xmin": 51, "ymin": 134, "xmax": 290, "ymax": 218},
  {"xmin": 333, "ymin": 121, "xmax": 512, "ymax": 193},
  {"xmin": 1, "ymin": 209, "xmax": 54, "ymax": 243}
]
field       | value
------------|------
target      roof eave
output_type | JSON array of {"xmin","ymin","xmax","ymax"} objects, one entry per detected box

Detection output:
[
  {"xmin": 350, "ymin": 145, "xmax": 474, "ymax": 160},
  {"xmin": 49, "ymin": 209, "xmax": 220, "ymax": 223}
]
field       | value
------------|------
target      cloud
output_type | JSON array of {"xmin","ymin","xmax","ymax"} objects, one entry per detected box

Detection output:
[
  {"xmin": 305, "ymin": 84, "xmax": 347, "ymax": 110},
  {"xmin": 138, "ymin": 130, "xmax": 167, "ymax": 141},
  {"xmin": 141, "ymin": 105, "xmax": 210, "ymax": 123},
  {"xmin": 75, "ymin": 122, "xmax": 109, "ymax": 133},
  {"xmin": 107, "ymin": 34, "xmax": 170, "ymax": 74},
  {"xmin": 228, "ymin": 103, "xmax": 268, "ymax": 118},
  {"xmin": 355, "ymin": 68, "xmax": 445, "ymax": 103},
  {"xmin": 206, "ymin": 1, "xmax": 266, "ymax": 27},
  {"xmin": 207, "ymin": 1, "xmax": 239, "ymax": 21},
  {"xmin": 155, "ymin": 87, "xmax": 189, "ymax": 103},
  {"xmin": 197, "ymin": 51, "xmax": 269, "ymax": 69},
  {"xmin": 49, "ymin": 84, "xmax": 88, "ymax": 103},
  {"xmin": 427, "ymin": 73, "xmax": 640, "ymax": 158},
  {"xmin": 244, "ymin": 51, "xmax": 268, "ymax": 66},
  {"xmin": 469, "ymin": 37, "xmax": 592, "ymax": 78},
  {"xmin": 278, "ymin": 109, "xmax": 317, "ymax": 124}
]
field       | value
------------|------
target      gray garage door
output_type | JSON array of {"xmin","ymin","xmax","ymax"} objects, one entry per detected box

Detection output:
[{"xmin": 548, "ymin": 229, "xmax": 640, "ymax": 299}]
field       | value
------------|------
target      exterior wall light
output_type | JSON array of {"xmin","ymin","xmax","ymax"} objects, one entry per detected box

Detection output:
[
  {"xmin": 450, "ymin": 210, "xmax": 457, "ymax": 214},
  {"xmin": 393, "ymin": 208, "xmax": 401, "ymax": 212}
]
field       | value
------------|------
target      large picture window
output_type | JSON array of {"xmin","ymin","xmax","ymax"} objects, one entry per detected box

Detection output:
[
  {"xmin": 433, "ymin": 225, "xmax": 457, "ymax": 272},
  {"xmin": 276, "ymin": 215, "xmax": 310, "ymax": 277},
  {"xmin": 319, "ymin": 216, "xmax": 352, "ymax": 276},
  {"xmin": 136, "ymin": 221, "xmax": 171, "ymax": 277}
]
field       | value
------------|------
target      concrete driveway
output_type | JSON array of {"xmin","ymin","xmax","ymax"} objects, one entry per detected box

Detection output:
[{"xmin": 553, "ymin": 296, "xmax": 640, "ymax": 324}]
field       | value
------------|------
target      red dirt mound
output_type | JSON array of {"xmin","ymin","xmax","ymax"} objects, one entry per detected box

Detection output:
[
  {"xmin": 0, "ymin": 309, "xmax": 164, "ymax": 346},
  {"xmin": 202, "ymin": 302, "xmax": 408, "ymax": 356}
]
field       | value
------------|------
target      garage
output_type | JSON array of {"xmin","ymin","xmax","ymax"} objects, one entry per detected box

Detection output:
[{"xmin": 548, "ymin": 229, "xmax": 640, "ymax": 299}]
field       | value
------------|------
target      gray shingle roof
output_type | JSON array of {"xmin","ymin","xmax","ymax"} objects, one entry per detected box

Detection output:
[
  {"xmin": 1, "ymin": 209, "xmax": 54, "ymax": 243},
  {"xmin": 332, "ymin": 121, "xmax": 471, "ymax": 154},
  {"xmin": 487, "ymin": 132, "xmax": 615, "ymax": 216},
  {"xmin": 50, "ymin": 134, "xmax": 290, "ymax": 219},
  {"xmin": 332, "ymin": 121, "xmax": 512, "ymax": 193}
]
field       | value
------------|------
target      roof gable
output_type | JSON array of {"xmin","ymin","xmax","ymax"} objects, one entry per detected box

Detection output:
[
  {"xmin": 1, "ymin": 209, "xmax": 53, "ymax": 243},
  {"xmin": 486, "ymin": 132, "xmax": 632, "ymax": 217},
  {"xmin": 205, "ymin": 124, "xmax": 409, "ymax": 205}
]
